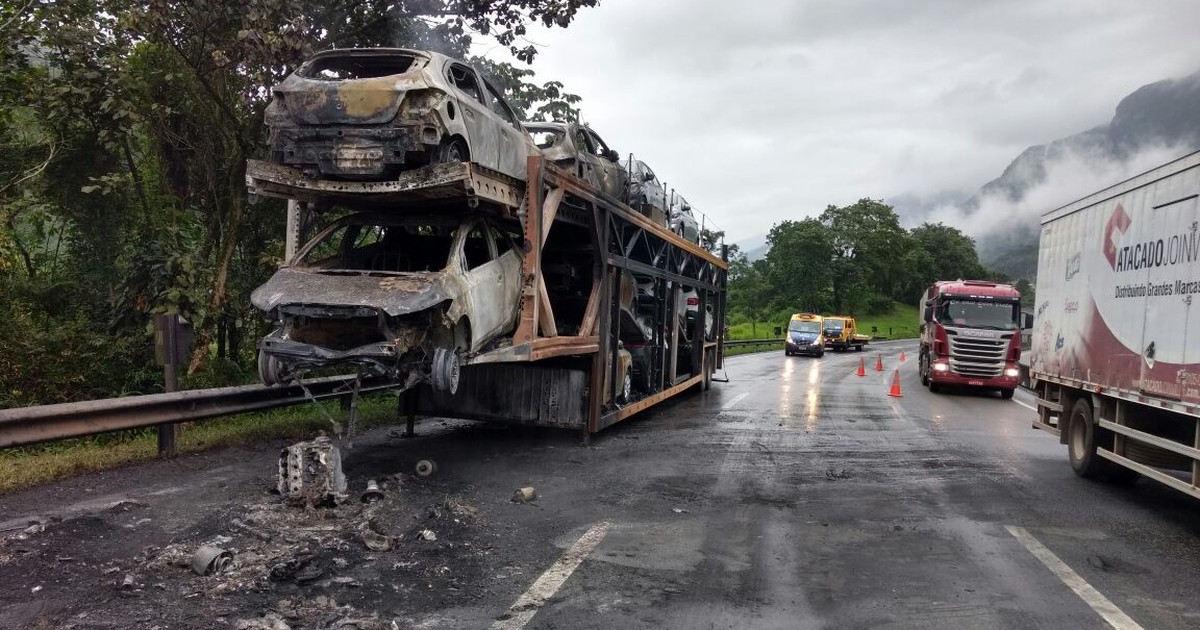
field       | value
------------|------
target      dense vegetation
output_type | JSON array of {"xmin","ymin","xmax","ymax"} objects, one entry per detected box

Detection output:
[
  {"xmin": 0, "ymin": 0, "xmax": 596, "ymax": 408},
  {"xmin": 724, "ymin": 198, "xmax": 1032, "ymax": 328}
]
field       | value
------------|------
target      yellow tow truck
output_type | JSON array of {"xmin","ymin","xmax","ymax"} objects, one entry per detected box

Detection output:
[{"xmin": 822, "ymin": 316, "xmax": 869, "ymax": 352}]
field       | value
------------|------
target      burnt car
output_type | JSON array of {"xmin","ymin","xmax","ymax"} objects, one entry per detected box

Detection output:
[
  {"xmin": 251, "ymin": 213, "xmax": 523, "ymax": 393},
  {"xmin": 668, "ymin": 193, "xmax": 701, "ymax": 244},
  {"xmin": 265, "ymin": 48, "xmax": 536, "ymax": 181},
  {"xmin": 621, "ymin": 158, "xmax": 669, "ymax": 226},
  {"xmin": 524, "ymin": 121, "xmax": 627, "ymax": 199}
]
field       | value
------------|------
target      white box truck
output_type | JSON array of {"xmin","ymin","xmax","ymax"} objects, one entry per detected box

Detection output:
[{"xmin": 1031, "ymin": 150, "xmax": 1200, "ymax": 499}]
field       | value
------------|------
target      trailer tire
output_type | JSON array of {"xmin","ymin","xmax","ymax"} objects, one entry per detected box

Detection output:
[{"xmin": 1067, "ymin": 398, "xmax": 1129, "ymax": 481}]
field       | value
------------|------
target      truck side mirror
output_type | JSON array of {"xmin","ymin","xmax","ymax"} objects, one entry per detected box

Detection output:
[
  {"xmin": 923, "ymin": 308, "xmax": 934, "ymax": 323},
  {"xmin": 1023, "ymin": 313, "xmax": 1034, "ymax": 329}
]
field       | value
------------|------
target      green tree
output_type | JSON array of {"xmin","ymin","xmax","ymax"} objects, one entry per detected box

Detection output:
[
  {"xmin": 763, "ymin": 218, "xmax": 833, "ymax": 314},
  {"xmin": 1, "ymin": 0, "xmax": 600, "ymax": 405},
  {"xmin": 818, "ymin": 199, "xmax": 910, "ymax": 313}
]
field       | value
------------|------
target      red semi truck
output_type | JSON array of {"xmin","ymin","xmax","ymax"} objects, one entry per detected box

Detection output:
[
  {"xmin": 918, "ymin": 280, "xmax": 1028, "ymax": 398},
  {"xmin": 1031, "ymin": 150, "xmax": 1200, "ymax": 499}
]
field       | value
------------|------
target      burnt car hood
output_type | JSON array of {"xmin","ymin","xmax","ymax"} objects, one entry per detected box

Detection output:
[
  {"xmin": 251, "ymin": 268, "xmax": 454, "ymax": 317},
  {"xmin": 273, "ymin": 73, "xmax": 434, "ymax": 126}
]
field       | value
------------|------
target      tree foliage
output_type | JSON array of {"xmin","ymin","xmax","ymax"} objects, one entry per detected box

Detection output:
[
  {"xmin": 0, "ymin": 0, "xmax": 598, "ymax": 406},
  {"xmin": 726, "ymin": 199, "xmax": 1006, "ymax": 326}
]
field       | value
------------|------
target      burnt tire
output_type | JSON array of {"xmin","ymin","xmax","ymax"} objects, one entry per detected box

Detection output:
[
  {"xmin": 432, "ymin": 347, "xmax": 461, "ymax": 394},
  {"xmin": 258, "ymin": 349, "xmax": 288, "ymax": 386},
  {"xmin": 1067, "ymin": 398, "xmax": 1132, "ymax": 481},
  {"xmin": 434, "ymin": 138, "xmax": 468, "ymax": 164}
]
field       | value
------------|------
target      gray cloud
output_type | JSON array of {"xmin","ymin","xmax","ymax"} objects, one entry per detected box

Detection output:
[{"xmin": 476, "ymin": 0, "xmax": 1200, "ymax": 242}]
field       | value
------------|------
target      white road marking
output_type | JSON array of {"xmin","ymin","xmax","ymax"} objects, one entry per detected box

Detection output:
[
  {"xmin": 492, "ymin": 521, "xmax": 612, "ymax": 629},
  {"xmin": 721, "ymin": 392, "xmax": 750, "ymax": 411},
  {"xmin": 1005, "ymin": 526, "xmax": 1145, "ymax": 630},
  {"xmin": 1014, "ymin": 398, "xmax": 1037, "ymax": 412}
]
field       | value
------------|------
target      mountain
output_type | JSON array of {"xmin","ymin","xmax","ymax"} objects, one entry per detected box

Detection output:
[{"xmin": 974, "ymin": 69, "xmax": 1200, "ymax": 280}]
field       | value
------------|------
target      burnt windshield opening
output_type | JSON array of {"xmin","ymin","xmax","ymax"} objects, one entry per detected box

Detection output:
[
  {"xmin": 527, "ymin": 127, "xmax": 565, "ymax": 150},
  {"xmin": 299, "ymin": 221, "xmax": 454, "ymax": 273},
  {"xmin": 936, "ymin": 299, "xmax": 1020, "ymax": 331},
  {"xmin": 299, "ymin": 54, "xmax": 419, "ymax": 80}
]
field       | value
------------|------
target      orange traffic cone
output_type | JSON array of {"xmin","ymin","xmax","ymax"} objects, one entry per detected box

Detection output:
[
  {"xmin": 887, "ymin": 369, "xmax": 903, "ymax": 397},
  {"xmin": 856, "ymin": 357, "xmax": 866, "ymax": 377},
  {"xmin": 899, "ymin": 350, "xmax": 906, "ymax": 363},
  {"xmin": 875, "ymin": 353, "xmax": 884, "ymax": 372}
]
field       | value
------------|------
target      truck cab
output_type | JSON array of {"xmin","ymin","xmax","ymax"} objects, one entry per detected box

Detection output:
[
  {"xmin": 919, "ymin": 280, "xmax": 1028, "ymax": 398},
  {"xmin": 785, "ymin": 313, "xmax": 825, "ymax": 357}
]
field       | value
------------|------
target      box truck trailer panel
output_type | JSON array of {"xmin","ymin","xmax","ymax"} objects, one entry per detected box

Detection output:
[{"xmin": 1032, "ymin": 150, "xmax": 1200, "ymax": 403}]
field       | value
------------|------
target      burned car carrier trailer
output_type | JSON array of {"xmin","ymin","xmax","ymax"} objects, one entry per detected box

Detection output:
[{"xmin": 246, "ymin": 156, "xmax": 728, "ymax": 433}]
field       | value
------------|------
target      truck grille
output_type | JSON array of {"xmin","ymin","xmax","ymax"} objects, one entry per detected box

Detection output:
[{"xmin": 948, "ymin": 334, "xmax": 1007, "ymax": 378}]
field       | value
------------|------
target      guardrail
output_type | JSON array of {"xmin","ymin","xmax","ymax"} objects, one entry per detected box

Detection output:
[
  {"xmin": 0, "ymin": 376, "xmax": 397, "ymax": 450},
  {"xmin": 724, "ymin": 338, "xmax": 783, "ymax": 350}
]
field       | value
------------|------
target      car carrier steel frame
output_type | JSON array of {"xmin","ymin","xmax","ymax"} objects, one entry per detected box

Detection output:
[{"xmin": 246, "ymin": 155, "xmax": 728, "ymax": 434}]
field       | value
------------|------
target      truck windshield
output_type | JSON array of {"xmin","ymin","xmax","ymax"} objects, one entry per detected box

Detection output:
[
  {"xmin": 789, "ymin": 321, "xmax": 821, "ymax": 333},
  {"xmin": 824, "ymin": 322, "xmax": 843, "ymax": 333},
  {"xmin": 936, "ymin": 299, "xmax": 1019, "ymax": 330}
]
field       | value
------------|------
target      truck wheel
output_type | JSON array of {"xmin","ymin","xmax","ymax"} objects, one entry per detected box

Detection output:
[
  {"xmin": 919, "ymin": 355, "xmax": 930, "ymax": 386},
  {"xmin": 928, "ymin": 381, "xmax": 941, "ymax": 393},
  {"xmin": 1067, "ymin": 398, "xmax": 1129, "ymax": 481},
  {"xmin": 1000, "ymin": 388, "xmax": 1015, "ymax": 399},
  {"xmin": 816, "ymin": 350, "xmax": 824, "ymax": 358}
]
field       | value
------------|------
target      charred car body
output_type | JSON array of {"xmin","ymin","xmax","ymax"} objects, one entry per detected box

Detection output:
[
  {"xmin": 524, "ymin": 121, "xmax": 627, "ymax": 199},
  {"xmin": 622, "ymin": 158, "xmax": 669, "ymax": 227},
  {"xmin": 251, "ymin": 213, "xmax": 523, "ymax": 393},
  {"xmin": 248, "ymin": 48, "xmax": 728, "ymax": 432},
  {"xmin": 668, "ymin": 193, "xmax": 701, "ymax": 244},
  {"xmin": 265, "ymin": 48, "xmax": 535, "ymax": 181}
]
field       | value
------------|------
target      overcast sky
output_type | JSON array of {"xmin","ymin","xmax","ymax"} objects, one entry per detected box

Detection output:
[{"xmin": 473, "ymin": 0, "xmax": 1200, "ymax": 244}]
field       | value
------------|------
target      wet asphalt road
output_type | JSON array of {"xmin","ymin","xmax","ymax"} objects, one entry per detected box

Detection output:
[{"xmin": 2, "ymin": 340, "xmax": 1199, "ymax": 629}]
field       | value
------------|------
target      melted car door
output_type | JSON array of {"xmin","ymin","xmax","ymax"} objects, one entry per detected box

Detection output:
[
  {"xmin": 457, "ymin": 220, "xmax": 505, "ymax": 348},
  {"xmin": 582, "ymin": 129, "xmax": 627, "ymax": 198},
  {"xmin": 481, "ymin": 79, "xmax": 530, "ymax": 177},
  {"xmin": 445, "ymin": 63, "xmax": 496, "ymax": 170}
]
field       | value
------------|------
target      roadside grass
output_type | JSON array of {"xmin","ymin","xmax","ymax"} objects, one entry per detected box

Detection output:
[{"xmin": 0, "ymin": 395, "xmax": 401, "ymax": 495}]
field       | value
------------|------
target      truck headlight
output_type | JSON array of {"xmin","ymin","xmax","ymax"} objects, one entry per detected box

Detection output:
[
  {"xmin": 932, "ymin": 362, "xmax": 949, "ymax": 372},
  {"xmin": 1004, "ymin": 368, "xmax": 1020, "ymax": 377}
]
